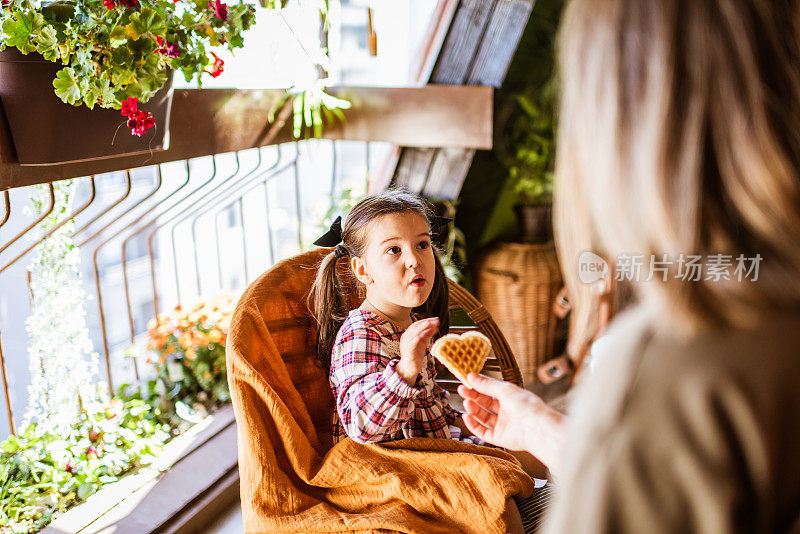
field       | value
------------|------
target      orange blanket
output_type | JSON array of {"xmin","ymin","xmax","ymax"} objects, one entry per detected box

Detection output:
[{"xmin": 227, "ymin": 250, "xmax": 534, "ymax": 533}]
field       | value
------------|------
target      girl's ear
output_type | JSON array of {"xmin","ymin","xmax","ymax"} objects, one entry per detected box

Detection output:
[{"xmin": 351, "ymin": 255, "xmax": 373, "ymax": 285}]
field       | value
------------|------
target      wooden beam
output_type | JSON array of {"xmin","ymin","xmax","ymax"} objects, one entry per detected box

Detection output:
[
  {"xmin": 0, "ymin": 85, "xmax": 492, "ymax": 191},
  {"xmin": 392, "ymin": 0, "xmax": 534, "ymax": 201}
]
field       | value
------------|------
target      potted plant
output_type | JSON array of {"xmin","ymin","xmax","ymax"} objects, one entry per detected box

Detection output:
[
  {"xmin": 500, "ymin": 77, "xmax": 557, "ymax": 243},
  {"xmin": 0, "ymin": 0, "xmax": 257, "ymax": 164}
]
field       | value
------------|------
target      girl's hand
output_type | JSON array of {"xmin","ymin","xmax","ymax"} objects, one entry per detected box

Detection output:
[
  {"xmin": 397, "ymin": 318, "xmax": 439, "ymax": 385},
  {"xmin": 458, "ymin": 373, "xmax": 565, "ymax": 473}
]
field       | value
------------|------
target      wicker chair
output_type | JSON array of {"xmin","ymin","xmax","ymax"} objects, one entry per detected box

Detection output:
[{"xmin": 226, "ymin": 249, "xmax": 532, "ymax": 531}]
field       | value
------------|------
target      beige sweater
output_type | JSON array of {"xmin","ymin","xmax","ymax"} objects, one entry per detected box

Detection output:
[{"xmin": 544, "ymin": 305, "xmax": 800, "ymax": 533}]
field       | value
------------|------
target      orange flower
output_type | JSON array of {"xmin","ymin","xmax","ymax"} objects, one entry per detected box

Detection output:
[{"xmin": 178, "ymin": 332, "xmax": 193, "ymax": 348}]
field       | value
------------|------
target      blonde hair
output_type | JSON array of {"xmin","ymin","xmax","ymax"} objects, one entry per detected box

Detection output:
[{"xmin": 555, "ymin": 0, "xmax": 800, "ymax": 353}]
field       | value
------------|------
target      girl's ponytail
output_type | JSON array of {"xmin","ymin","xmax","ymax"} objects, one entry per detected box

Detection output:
[{"xmin": 309, "ymin": 249, "xmax": 349, "ymax": 373}]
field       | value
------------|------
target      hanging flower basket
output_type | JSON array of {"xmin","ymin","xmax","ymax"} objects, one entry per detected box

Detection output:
[
  {"xmin": 0, "ymin": 47, "xmax": 174, "ymax": 165},
  {"xmin": 0, "ymin": 0, "xmax": 258, "ymax": 165}
]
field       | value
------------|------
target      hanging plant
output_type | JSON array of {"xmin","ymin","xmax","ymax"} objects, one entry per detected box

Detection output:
[
  {"xmin": 24, "ymin": 180, "xmax": 100, "ymax": 435},
  {"xmin": 0, "ymin": 0, "xmax": 258, "ymax": 136}
]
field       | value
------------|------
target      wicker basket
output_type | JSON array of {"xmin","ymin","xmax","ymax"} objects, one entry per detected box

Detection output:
[{"xmin": 474, "ymin": 242, "xmax": 562, "ymax": 385}]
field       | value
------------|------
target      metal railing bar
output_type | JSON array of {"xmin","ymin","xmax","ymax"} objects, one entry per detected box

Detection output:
[
  {"xmin": 329, "ymin": 140, "xmax": 337, "ymax": 212},
  {"xmin": 148, "ymin": 151, "xmax": 267, "ymax": 312},
  {"xmin": 92, "ymin": 247, "xmax": 115, "ymax": 396},
  {"xmin": 170, "ymin": 158, "xmax": 251, "ymax": 304},
  {"xmin": 122, "ymin": 167, "xmax": 168, "ymax": 359},
  {"xmin": 0, "ymin": 177, "xmax": 96, "ymax": 276},
  {"xmin": 75, "ymin": 171, "xmax": 142, "ymax": 248},
  {"xmin": 145, "ymin": 155, "xmax": 242, "ymax": 315},
  {"xmin": 207, "ymin": 149, "xmax": 290, "ymax": 217},
  {"xmin": 196, "ymin": 150, "xmax": 293, "ymax": 290},
  {"xmin": 263, "ymin": 181, "xmax": 275, "ymax": 265},
  {"xmin": 89, "ymin": 166, "xmax": 180, "ymax": 396},
  {"xmin": 199, "ymin": 151, "xmax": 295, "ymax": 289},
  {"xmin": 116, "ymin": 162, "xmax": 194, "ymax": 356},
  {"xmin": 203, "ymin": 149, "xmax": 300, "ymax": 290},
  {"xmin": 0, "ymin": 330, "xmax": 15, "ymax": 435},
  {"xmin": 237, "ymin": 197, "xmax": 248, "ymax": 284},
  {"xmin": 207, "ymin": 155, "xmax": 301, "ymax": 289},
  {"xmin": 175, "ymin": 148, "xmax": 286, "ymax": 286},
  {"xmin": 0, "ymin": 182, "xmax": 55, "ymax": 257},
  {"xmin": 172, "ymin": 152, "xmax": 259, "ymax": 301},
  {"xmin": 294, "ymin": 149, "xmax": 303, "ymax": 249},
  {"xmin": 214, "ymin": 206, "xmax": 224, "ymax": 291},
  {"xmin": 183, "ymin": 159, "xmax": 220, "ymax": 297},
  {"xmin": 72, "ymin": 174, "xmax": 130, "ymax": 239},
  {"xmin": 0, "ymin": 191, "xmax": 9, "ymax": 230}
]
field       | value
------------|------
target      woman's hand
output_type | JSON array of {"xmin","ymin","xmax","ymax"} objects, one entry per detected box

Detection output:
[
  {"xmin": 458, "ymin": 373, "xmax": 565, "ymax": 473},
  {"xmin": 397, "ymin": 318, "xmax": 439, "ymax": 385}
]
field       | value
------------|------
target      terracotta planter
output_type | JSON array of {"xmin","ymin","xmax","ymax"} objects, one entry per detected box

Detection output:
[
  {"xmin": 0, "ymin": 48, "xmax": 173, "ymax": 165},
  {"xmin": 514, "ymin": 203, "xmax": 552, "ymax": 243}
]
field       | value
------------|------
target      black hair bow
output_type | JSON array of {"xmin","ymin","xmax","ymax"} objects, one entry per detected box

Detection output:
[
  {"xmin": 312, "ymin": 215, "xmax": 453, "ymax": 247},
  {"xmin": 313, "ymin": 216, "xmax": 343, "ymax": 247}
]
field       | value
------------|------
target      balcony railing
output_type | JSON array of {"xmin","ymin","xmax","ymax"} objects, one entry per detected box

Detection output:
[{"xmin": 0, "ymin": 84, "xmax": 493, "ymax": 438}]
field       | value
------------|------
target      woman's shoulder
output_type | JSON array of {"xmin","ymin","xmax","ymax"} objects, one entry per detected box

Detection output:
[
  {"xmin": 555, "ymin": 307, "xmax": 800, "ymax": 532},
  {"xmin": 582, "ymin": 304, "xmax": 800, "ymax": 409},
  {"xmin": 568, "ymin": 305, "xmax": 800, "ymax": 476}
]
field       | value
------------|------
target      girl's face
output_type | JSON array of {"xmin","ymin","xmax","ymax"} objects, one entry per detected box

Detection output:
[{"xmin": 352, "ymin": 212, "xmax": 435, "ymax": 315}]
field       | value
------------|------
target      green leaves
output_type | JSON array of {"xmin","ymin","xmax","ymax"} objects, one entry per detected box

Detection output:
[
  {"xmin": 282, "ymin": 84, "xmax": 352, "ymax": 140},
  {"xmin": 127, "ymin": 6, "xmax": 166, "ymax": 39},
  {"xmin": 0, "ymin": 398, "xmax": 171, "ymax": 531},
  {"xmin": 77, "ymin": 482, "xmax": 94, "ymax": 501},
  {"xmin": 0, "ymin": 435, "xmax": 20, "ymax": 453},
  {"xmin": 2, "ymin": 9, "xmax": 45, "ymax": 53},
  {"xmin": 0, "ymin": 0, "xmax": 267, "ymax": 117},
  {"xmin": 135, "ymin": 67, "xmax": 167, "ymax": 98},
  {"xmin": 35, "ymin": 25, "xmax": 60, "ymax": 61},
  {"xmin": 52, "ymin": 67, "xmax": 81, "ymax": 105},
  {"xmin": 85, "ymin": 78, "xmax": 116, "ymax": 109}
]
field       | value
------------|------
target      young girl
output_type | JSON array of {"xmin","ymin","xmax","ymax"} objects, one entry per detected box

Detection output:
[
  {"xmin": 309, "ymin": 190, "xmax": 479, "ymax": 445},
  {"xmin": 310, "ymin": 190, "xmax": 548, "ymax": 533}
]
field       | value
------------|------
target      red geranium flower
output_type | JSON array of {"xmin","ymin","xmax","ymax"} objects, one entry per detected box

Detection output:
[
  {"xmin": 2, "ymin": 0, "xmax": 13, "ymax": 7},
  {"xmin": 208, "ymin": 0, "xmax": 227, "ymax": 20},
  {"xmin": 103, "ymin": 0, "xmax": 137, "ymax": 8},
  {"xmin": 206, "ymin": 52, "xmax": 224, "ymax": 78},
  {"xmin": 156, "ymin": 36, "xmax": 181, "ymax": 58},
  {"xmin": 127, "ymin": 109, "xmax": 156, "ymax": 136},
  {"xmin": 120, "ymin": 97, "xmax": 139, "ymax": 117}
]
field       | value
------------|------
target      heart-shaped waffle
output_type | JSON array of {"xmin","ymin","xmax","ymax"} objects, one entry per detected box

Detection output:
[{"xmin": 431, "ymin": 331, "xmax": 491, "ymax": 385}]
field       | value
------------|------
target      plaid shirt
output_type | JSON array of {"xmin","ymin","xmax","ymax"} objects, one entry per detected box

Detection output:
[{"xmin": 330, "ymin": 309, "xmax": 476, "ymax": 445}]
